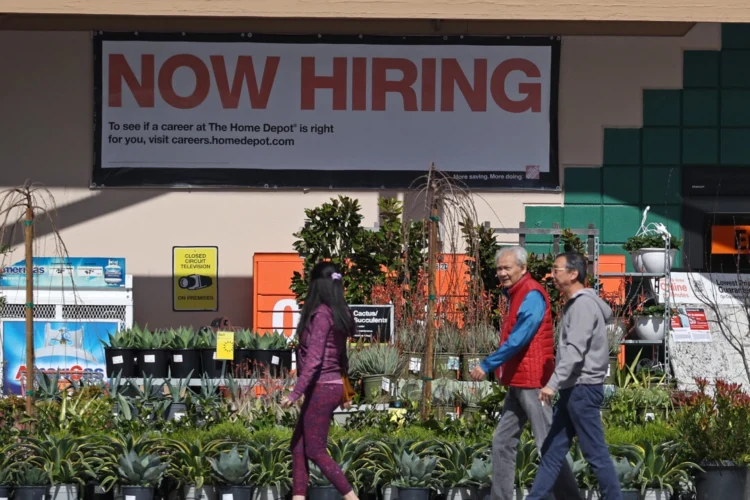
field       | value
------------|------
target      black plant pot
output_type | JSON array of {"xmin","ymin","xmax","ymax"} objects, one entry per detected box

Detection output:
[
  {"xmin": 477, "ymin": 486, "xmax": 491, "ymax": 500},
  {"xmin": 121, "ymin": 486, "xmax": 153, "ymax": 500},
  {"xmin": 218, "ymin": 485, "xmax": 254, "ymax": 500},
  {"xmin": 83, "ymin": 482, "xmax": 113, "ymax": 500},
  {"xmin": 200, "ymin": 348, "xmax": 229, "ymax": 378},
  {"xmin": 397, "ymin": 488, "xmax": 430, "ymax": 500},
  {"xmin": 622, "ymin": 490, "xmax": 641, "ymax": 500},
  {"xmin": 165, "ymin": 402, "xmax": 188, "ymax": 421},
  {"xmin": 695, "ymin": 464, "xmax": 747, "ymax": 500},
  {"xmin": 252, "ymin": 349, "xmax": 293, "ymax": 378},
  {"xmin": 137, "ymin": 349, "xmax": 169, "ymax": 378},
  {"xmin": 0, "ymin": 486, "xmax": 12, "ymax": 500},
  {"xmin": 14, "ymin": 486, "xmax": 48, "ymax": 500},
  {"xmin": 170, "ymin": 349, "xmax": 201, "ymax": 378},
  {"xmin": 310, "ymin": 486, "xmax": 341, "ymax": 500},
  {"xmin": 105, "ymin": 347, "xmax": 138, "ymax": 377},
  {"xmin": 233, "ymin": 349, "xmax": 256, "ymax": 375}
]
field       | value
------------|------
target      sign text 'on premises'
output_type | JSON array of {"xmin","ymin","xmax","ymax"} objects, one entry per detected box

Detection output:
[{"xmin": 109, "ymin": 55, "xmax": 543, "ymax": 113}]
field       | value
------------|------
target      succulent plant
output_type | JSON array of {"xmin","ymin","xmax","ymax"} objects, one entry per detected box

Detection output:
[
  {"xmin": 391, "ymin": 451, "xmax": 440, "ymax": 489},
  {"xmin": 209, "ymin": 447, "xmax": 253, "ymax": 486},
  {"xmin": 117, "ymin": 450, "xmax": 168, "ymax": 486}
]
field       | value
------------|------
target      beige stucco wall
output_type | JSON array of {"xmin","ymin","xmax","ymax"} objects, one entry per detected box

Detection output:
[{"xmin": 0, "ymin": 23, "xmax": 721, "ymax": 328}]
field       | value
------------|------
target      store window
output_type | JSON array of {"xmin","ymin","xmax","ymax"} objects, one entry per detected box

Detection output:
[{"xmin": 704, "ymin": 214, "xmax": 750, "ymax": 273}]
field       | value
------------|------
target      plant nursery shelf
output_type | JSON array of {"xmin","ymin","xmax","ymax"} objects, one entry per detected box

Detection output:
[{"xmin": 621, "ymin": 340, "xmax": 664, "ymax": 345}]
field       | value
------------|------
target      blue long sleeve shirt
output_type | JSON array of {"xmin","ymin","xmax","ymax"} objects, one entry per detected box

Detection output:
[{"xmin": 479, "ymin": 290, "xmax": 545, "ymax": 374}]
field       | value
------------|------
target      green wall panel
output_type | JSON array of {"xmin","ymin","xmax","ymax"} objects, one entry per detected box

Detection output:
[
  {"xmin": 721, "ymin": 129, "xmax": 750, "ymax": 165},
  {"xmin": 721, "ymin": 90, "xmax": 750, "ymax": 126},
  {"xmin": 722, "ymin": 24, "xmax": 750, "ymax": 49},
  {"xmin": 642, "ymin": 167, "xmax": 681, "ymax": 205},
  {"xmin": 682, "ymin": 89, "xmax": 718, "ymax": 126},
  {"xmin": 682, "ymin": 128, "xmax": 719, "ymax": 165},
  {"xmin": 524, "ymin": 206, "xmax": 563, "ymax": 243},
  {"xmin": 643, "ymin": 89, "xmax": 681, "ymax": 127},
  {"xmin": 721, "ymin": 51, "xmax": 750, "ymax": 88},
  {"xmin": 602, "ymin": 205, "xmax": 641, "ymax": 243},
  {"xmin": 600, "ymin": 244, "xmax": 634, "ymax": 273},
  {"xmin": 603, "ymin": 129, "xmax": 640, "ymax": 165},
  {"xmin": 683, "ymin": 51, "xmax": 719, "ymax": 88},
  {"xmin": 563, "ymin": 206, "xmax": 601, "ymax": 233},
  {"xmin": 642, "ymin": 128, "xmax": 681, "ymax": 165},
  {"xmin": 564, "ymin": 167, "xmax": 602, "ymax": 204},
  {"xmin": 602, "ymin": 166, "xmax": 641, "ymax": 205}
]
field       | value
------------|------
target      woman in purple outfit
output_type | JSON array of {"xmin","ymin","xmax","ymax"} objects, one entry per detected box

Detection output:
[{"xmin": 280, "ymin": 261, "xmax": 359, "ymax": 500}]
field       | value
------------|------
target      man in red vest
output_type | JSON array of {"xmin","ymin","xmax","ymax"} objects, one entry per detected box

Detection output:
[{"xmin": 471, "ymin": 246, "xmax": 581, "ymax": 500}]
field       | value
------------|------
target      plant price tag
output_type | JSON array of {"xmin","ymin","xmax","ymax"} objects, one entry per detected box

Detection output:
[
  {"xmin": 381, "ymin": 377, "xmax": 391, "ymax": 393},
  {"xmin": 173, "ymin": 354, "xmax": 183, "ymax": 363},
  {"xmin": 271, "ymin": 356, "xmax": 280, "ymax": 365},
  {"xmin": 216, "ymin": 331, "xmax": 235, "ymax": 360},
  {"xmin": 409, "ymin": 357, "xmax": 421, "ymax": 372},
  {"xmin": 447, "ymin": 356, "xmax": 460, "ymax": 370},
  {"xmin": 112, "ymin": 355, "xmax": 123, "ymax": 365}
]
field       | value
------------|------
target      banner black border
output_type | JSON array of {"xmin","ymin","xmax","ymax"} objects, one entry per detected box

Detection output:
[{"xmin": 92, "ymin": 31, "xmax": 561, "ymax": 191}]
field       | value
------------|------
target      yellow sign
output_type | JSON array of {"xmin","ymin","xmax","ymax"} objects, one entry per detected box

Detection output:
[
  {"xmin": 216, "ymin": 331, "xmax": 235, "ymax": 360},
  {"xmin": 173, "ymin": 246, "xmax": 218, "ymax": 311}
]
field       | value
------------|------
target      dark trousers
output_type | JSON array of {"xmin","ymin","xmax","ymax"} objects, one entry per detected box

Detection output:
[{"xmin": 526, "ymin": 384, "xmax": 622, "ymax": 500}]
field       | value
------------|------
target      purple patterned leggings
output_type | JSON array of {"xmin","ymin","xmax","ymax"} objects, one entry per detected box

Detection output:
[{"xmin": 291, "ymin": 383, "xmax": 353, "ymax": 496}]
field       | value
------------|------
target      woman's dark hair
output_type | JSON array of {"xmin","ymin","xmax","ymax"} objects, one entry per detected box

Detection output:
[{"xmin": 294, "ymin": 261, "xmax": 355, "ymax": 339}]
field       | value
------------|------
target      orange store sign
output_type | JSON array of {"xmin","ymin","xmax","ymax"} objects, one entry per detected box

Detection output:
[{"xmin": 711, "ymin": 225, "xmax": 750, "ymax": 254}]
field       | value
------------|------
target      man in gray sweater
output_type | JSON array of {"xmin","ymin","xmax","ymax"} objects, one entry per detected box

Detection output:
[{"xmin": 526, "ymin": 251, "xmax": 623, "ymax": 500}]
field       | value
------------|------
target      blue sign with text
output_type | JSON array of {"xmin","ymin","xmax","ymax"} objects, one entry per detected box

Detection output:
[{"xmin": 0, "ymin": 257, "xmax": 126, "ymax": 288}]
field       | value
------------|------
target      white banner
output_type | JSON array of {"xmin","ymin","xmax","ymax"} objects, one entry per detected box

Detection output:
[
  {"xmin": 94, "ymin": 33, "xmax": 559, "ymax": 189},
  {"xmin": 657, "ymin": 272, "xmax": 750, "ymax": 307}
]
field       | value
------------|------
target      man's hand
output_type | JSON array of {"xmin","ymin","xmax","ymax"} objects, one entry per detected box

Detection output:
[
  {"xmin": 539, "ymin": 386, "xmax": 556, "ymax": 406},
  {"xmin": 470, "ymin": 365, "xmax": 487, "ymax": 381}
]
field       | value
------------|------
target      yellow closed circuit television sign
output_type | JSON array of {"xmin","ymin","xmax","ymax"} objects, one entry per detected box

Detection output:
[{"xmin": 173, "ymin": 246, "xmax": 218, "ymax": 311}]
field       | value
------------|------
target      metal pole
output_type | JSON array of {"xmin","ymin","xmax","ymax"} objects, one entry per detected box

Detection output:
[{"xmin": 24, "ymin": 203, "xmax": 34, "ymax": 415}]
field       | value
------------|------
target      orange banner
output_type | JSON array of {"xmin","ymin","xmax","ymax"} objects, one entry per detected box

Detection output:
[{"xmin": 711, "ymin": 225, "xmax": 750, "ymax": 254}]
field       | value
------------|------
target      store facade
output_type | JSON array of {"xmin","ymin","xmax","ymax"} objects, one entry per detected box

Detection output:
[{"xmin": 0, "ymin": 4, "xmax": 748, "ymax": 327}]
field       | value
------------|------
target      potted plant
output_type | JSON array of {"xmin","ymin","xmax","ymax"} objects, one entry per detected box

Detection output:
[
  {"xmin": 134, "ymin": 327, "xmax": 172, "ymax": 378},
  {"xmin": 0, "ymin": 444, "xmax": 15, "ymax": 500},
  {"xmin": 246, "ymin": 436, "xmax": 291, "ymax": 500},
  {"xmin": 159, "ymin": 437, "xmax": 229, "ymax": 500},
  {"xmin": 196, "ymin": 329, "xmax": 225, "ymax": 379},
  {"xmin": 392, "ymin": 451, "xmax": 441, "ymax": 500},
  {"xmin": 349, "ymin": 343, "xmax": 404, "ymax": 403},
  {"xmin": 307, "ymin": 438, "xmax": 367, "ymax": 500},
  {"xmin": 514, "ymin": 433, "xmax": 538, "ymax": 497},
  {"xmin": 632, "ymin": 305, "xmax": 666, "ymax": 341},
  {"xmin": 634, "ymin": 441, "xmax": 699, "ymax": 500},
  {"xmin": 13, "ymin": 464, "xmax": 49, "ymax": 500},
  {"xmin": 436, "ymin": 441, "xmax": 486, "ymax": 500},
  {"xmin": 622, "ymin": 234, "xmax": 682, "ymax": 274},
  {"xmin": 233, "ymin": 329, "xmax": 255, "ymax": 374},
  {"xmin": 168, "ymin": 326, "xmax": 202, "ymax": 378},
  {"xmin": 164, "ymin": 373, "xmax": 194, "ymax": 420},
  {"xmin": 460, "ymin": 323, "xmax": 498, "ymax": 382},
  {"xmin": 676, "ymin": 378, "xmax": 749, "ymax": 499},
  {"xmin": 23, "ymin": 434, "xmax": 97, "ymax": 500},
  {"xmin": 247, "ymin": 331, "xmax": 293, "ymax": 378},
  {"xmin": 468, "ymin": 458, "xmax": 492, "ymax": 500},
  {"xmin": 398, "ymin": 325, "xmax": 426, "ymax": 380},
  {"xmin": 116, "ymin": 450, "xmax": 168, "ymax": 500},
  {"xmin": 101, "ymin": 327, "xmax": 139, "ymax": 378},
  {"xmin": 613, "ymin": 455, "xmax": 643, "ymax": 500},
  {"xmin": 601, "ymin": 291, "xmax": 629, "ymax": 384},
  {"xmin": 431, "ymin": 379, "xmax": 458, "ymax": 420},
  {"xmin": 209, "ymin": 447, "xmax": 255, "ymax": 500},
  {"xmin": 434, "ymin": 323, "xmax": 462, "ymax": 380},
  {"xmin": 456, "ymin": 381, "xmax": 493, "ymax": 423}
]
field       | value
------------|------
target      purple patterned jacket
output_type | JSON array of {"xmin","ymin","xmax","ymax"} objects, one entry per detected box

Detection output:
[{"xmin": 288, "ymin": 304, "xmax": 349, "ymax": 402}]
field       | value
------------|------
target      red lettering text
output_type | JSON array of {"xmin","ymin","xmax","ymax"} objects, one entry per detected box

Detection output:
[
  {"xmin": 301, "ymin": 56, "xmax": 348, "ymax": 111},
  {"xmin": 490, "ymin": 58, "xmax": 542, "ymax": 113},
  {"xmin": 210, "ymin": 55, "xmax": 279, "ymax": 109},
  {"xmin": 371, "ymin": 58, "xmax": 419, "ymax": 112}
]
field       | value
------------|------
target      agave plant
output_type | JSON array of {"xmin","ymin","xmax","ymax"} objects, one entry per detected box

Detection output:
[
  {"xmin": 34, "ymin": 370, "xmax": 63, "ymax": 402},
  {"xmin": 308, "ymin": 438, "xmax": 369, "ymax": 490},
  {"xmin": 208, "ymin": 446, "xmax": 253, "ymax": 486},
  {"xmin": 436, "ymin": 440, "xmax": 487, "ymax": 488},
  {"xmin": 98, "ymin": 432, "xmax": 160, "ymax": 492},
  {"xmin": 355, "ymin": 436, "xmax": 442, "ymax": 489},
  {"xmin": 196, "ymin": 329, "xmax": 217, "ymax": 348},
  {"xmin": 169, "ymin": 326, "xmax": 198, "ymax": 349},
  {"xmin": 0, "ymin": 444, "xmax": 18, "ymax": 485},
  {"xmin": 467, "ymin": 457, "xmax": 492, "ymax": 488},
  {"xmin": 515, "ymin": 432, "xmax": 539, "ymax": 489},
  {"xmin": 117, "ymin": 450, "xmax": 168, "ymax": 487},
  {"xmin": 234, "ymin": 330, "xmax": 254, "ymax": 349},
  {"xmin": 250, "ymin": 331, "xmax": 288, "ymax": 350},
  {"xmin": 612, "ymin": 441, "xmax": 700, "ymax": 494},
  {"xmin": 246, "ymin": 436, "xmax": 292, "ymax": 491},
  {"xmin": 23, "ymin": 433, "xmax": 98, "ymax": 486},
  {"xmin": 391, "ymin": 451, "xmax": 441, "ymax": 490},
  {"xmin": 101, "ymin": 327, "xmax": 138, "ymax": 348},
  {"xmin": 455, "ymin": 381, "xmax": 494, "ymax": 407},
  {"xmin": 15, "ymin": 464, "xmax": 49, "ymax": 486},
  {"xmin": 349, "ymin": 343, "xmax": 405, "ymax": 377}
]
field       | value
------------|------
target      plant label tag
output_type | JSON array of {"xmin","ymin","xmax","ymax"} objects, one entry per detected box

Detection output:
[
  {"xmin": 126, "ymin": 496, "xmax": 136, "ymax": 500},
  {"xmin": 173, "ymin": 354, "xmax": 183, "ymax": 363},
  {"xmin": 272, "ymin": 356, "xmax": 280, "ymax": 365},
  {"xmin": 216, "ymin": 331, "xmax": 235, "ymax": 360},
  {"xmin": 409, "ymin": 357, "xmax": 421, "ymax": 372},
  {"xmin": 292, "ymin": 352, "xmax": 297, "ymax": 361},
  {"xmin": 212, "ymin": 351, "xmax": 217, "ymax": 360},
  {"xmin": 95, "ymin": 486, "xmax": 106, "ymax": 494},
  {"xmin": 144, "ymin": 354, "xmax": 156, "ymax": 363},
  {"xmin": 175, "ymin": 412, "xmax": 185, "ymax": 421},
  {"xmin": 447, "ymin": 412, "xmax": 457, "ymax": 420},
  {"xmin": 468, "ymin": 358, "xmax": 480, "ymax": 370},
  {"xmin": 222, "ymin": 494, "xmax": 234, "ymax": 500},
  {"xmin": 291, "ymin": 362, "xmax": 297, "ymax": 371},
  {"xmin": 645, "ymin": 412, "xmax": 655, "ymax": 422},
  {"xmin": 606, "ymin": 365, "xmax": 611, "ymax": 377},
  {"xmin": 381, "ymin": 377, "xmax": 391, "ymax": 392},
  {"xmin": 447, "ymin": 356, "xmax": 460, "ymax": 370},
  {"xmin": 112, "ymin": 355, "xmax": 124, "ymax": 365}
]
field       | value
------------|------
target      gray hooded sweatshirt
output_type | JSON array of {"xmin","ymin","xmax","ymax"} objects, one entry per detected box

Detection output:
[{"xmin": 547, "ymin": 287, "xmax": 613, "ymax": 391}]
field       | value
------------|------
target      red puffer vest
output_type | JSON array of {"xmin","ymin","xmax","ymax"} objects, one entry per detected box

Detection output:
[{"xmin": 495, "ymin": 272, "xmax": 555, "ymax": 388}]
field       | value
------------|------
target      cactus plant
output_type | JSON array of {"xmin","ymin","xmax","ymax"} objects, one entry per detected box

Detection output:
[{"xmin": 209, "ymin": 447, "xmax": 253, "ymax": 486}]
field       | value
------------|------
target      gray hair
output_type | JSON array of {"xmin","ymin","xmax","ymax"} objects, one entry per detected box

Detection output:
[{"xmin": 495, "ymin": 246, "xmax": 528, "ymax": 267}]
